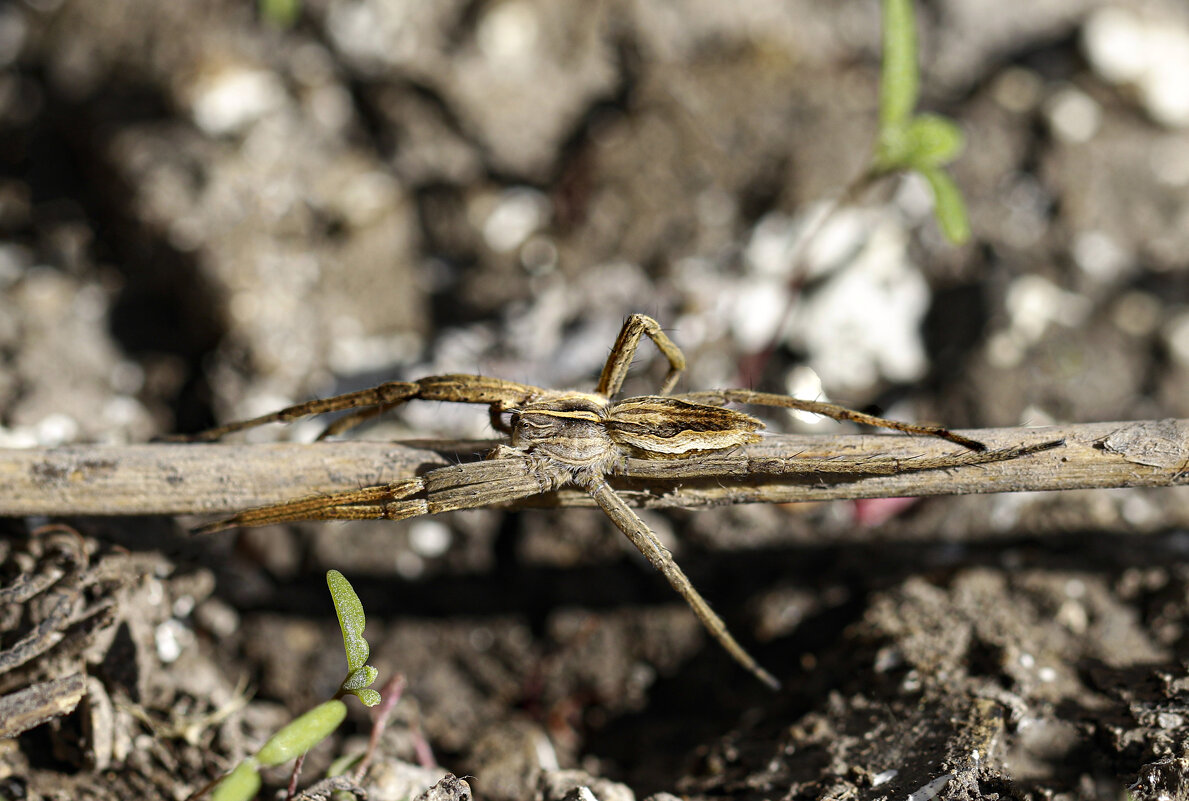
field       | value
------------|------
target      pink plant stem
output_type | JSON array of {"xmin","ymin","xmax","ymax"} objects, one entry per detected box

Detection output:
[{"xmin": 355, "ymin": 674, "xmax": 407, "ymax": 781}]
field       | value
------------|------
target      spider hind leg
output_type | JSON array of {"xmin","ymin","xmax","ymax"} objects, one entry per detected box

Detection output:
[{"xmin": 677, "ymin": 389, "xmax": 986, "ymax": 451}]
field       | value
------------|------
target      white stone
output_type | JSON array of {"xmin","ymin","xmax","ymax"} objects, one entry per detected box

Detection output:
[
  {"xmin": 483, "ymin": 187, "xmax": 549, "ymax": 253},
  {"xmin": 785, "ymin": 217, "xmax": 929, "ymax": 390},
  {"xmin": 1083, "ymin": 7, "xmax": 1189, "ymax": 128},
  {"xmin": 1070, "ymin": 229, "xmax": 1131, "ymax": 282},
  {"xmin": 1083, "ymin": 7, "xmax": 1148, "ymax": 84},
  {"xmin": 190, "ymin": 67, "xmax": 286, "ymax": 136},
  {"xmin": 409, "ymin": 519, "xmax": 453, "ymax": 558},
  {"xmin": 1045, "ymin": 86, "xmax": 1102, "ymax": 143}
]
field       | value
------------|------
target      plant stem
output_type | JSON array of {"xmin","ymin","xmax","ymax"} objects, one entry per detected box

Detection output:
[{"xmin": 1, "ymin": 420, "xmax": 1185, "ymax": 517}]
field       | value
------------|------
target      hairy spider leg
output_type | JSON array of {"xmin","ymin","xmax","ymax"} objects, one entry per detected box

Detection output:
[
  {"xmin": 613, "ymin": 437, "xmax": 1066, "ymax": 482},
  {"xmin": 178, "ymin": 375, "xmax": 548, "ymax": 441},
  {"xmin": 596, "ymin": 314, "xmax": 687, "ymax": 398},
  {"xmin": 195, "ymin": 480, "xmax": 425, "ymax": 534},
  {"xmin": 582, "ymin": 475, "xmax": 780, "ymax": 690},
  {"xmin": 676, "ymin": 389, "xmax": 988, "ymax": 452},
  {"xmin": 186, "ymin": 314, "xmax": 687, "ymax": 441},
  {"xmin": 196, "ymin": 456, "xmax": 552, "ymax": 534},
  {"xmin": 320, "ymin": 382, "xmax": 532, "ymax": 441},
  {"xmin": 315, "ymin": 404, "xmax": 393, "ymax": 440}
]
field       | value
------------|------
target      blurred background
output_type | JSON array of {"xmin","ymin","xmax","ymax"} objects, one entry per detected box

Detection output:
[{"xmin": 3, "ymin": 1, "xmax": 1189, "ymax": 799}]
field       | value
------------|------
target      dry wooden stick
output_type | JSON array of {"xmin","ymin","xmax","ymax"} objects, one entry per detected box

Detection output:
[{"xmin": 0, "ymin": 419, "xmax": 1185, "ymax": 518}]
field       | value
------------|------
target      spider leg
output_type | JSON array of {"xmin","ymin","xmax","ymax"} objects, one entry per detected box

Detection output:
[
  {"xmin": 583, "ymin": 475, "xmax": 780, "ymax": 690},
  {"xmin": 315, "ymin": 404, "xmax": 390, "ymax": 440},
  {"xmin": 176, "ymin": 375, "xmax": 547, "ymax": 441},
  {"xmin": 195, "ymin": 479, "xmax": 425, "ymax": 533},
  {"xmin": 195, "ymin": 454, "xmax": 553, "ymax": 534},
  {"xmin": 488, "ymin": 405, "xmax": 514, "ymax": 436},
  {"xmin": 597, "ymin": 314, "xmax": 687, "ymax": 398},
  {"xmin": 676, "ymin": 389, "xmax": 987, "ymax": 452},
  {"xmin": 617, "ymin": 437, "xmax": 1065, "ymax": 481}
]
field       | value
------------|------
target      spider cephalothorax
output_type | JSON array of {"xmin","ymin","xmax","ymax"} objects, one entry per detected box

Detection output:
[{"xmin": 509, "ymin": 393, "xmax": 615, "ymax": 470}]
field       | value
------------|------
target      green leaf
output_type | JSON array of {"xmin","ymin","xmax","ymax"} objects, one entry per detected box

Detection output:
[
  {"xmin": 876, "ymin": 115, "xmax": 965, "ymax": 172},
  {"xmin": 880, "ymin": 0, "xmax": 918, "ymax": 128},
  {"xmin": 256, "ymin": 700, "xmax": 348, "ymax": 767},
  {"xmin": 211, "ymin": 760, "xmax": 262, "ymax": 801},
  {"xmin": 341, "ymin": 665, "xmax": 381, "ymax": 706},
  {"xmin": 920, "ymin": 167, "xmax": 971, "ymax": 244},
  {"xmin": 341, "ymin": 665, "xmax": 379, "ymax": 691},
  {"xmin": 259, "ymin": 0, "xmax": 301, "ymax": 27},
  {"xmin": 326, "ymin": 751, "xmax": 365, "ymax": 778},
  {"xmin": 327, "ymin": 570, "xmax": 369, "ymax": 673},
  {"xmin": 901, "ymin": 114, "xmax": 964, "ymax": 167},
  {"xmin": 353, "ymin": 688, "xmax": 382, "ymax": 707}
]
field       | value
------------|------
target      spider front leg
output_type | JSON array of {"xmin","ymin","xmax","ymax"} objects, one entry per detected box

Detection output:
[
  {"xmin": 196, "ymin": 454, "xmax": 554, "ymax": 534},
  {"xmin": 314, "ymin": 404, "xmax": 393, "ymax": 440},
  {"xmin": 195, "ymin": 479, "xmax": 426, "ymax": 533},
  {"xmin": 597, "ymin": 314, "xmax": 687, "ymax": 398},
  {"xmin": 582, "ymin": 475, "xmax": 780, "ymax": 690},
  {"xmin": 678, "ymin": 389, "xmax": 987, "ymax": 451},
  {"xmin": 175, "ymin": 375, "xmax": 548, "ymax": 441}
]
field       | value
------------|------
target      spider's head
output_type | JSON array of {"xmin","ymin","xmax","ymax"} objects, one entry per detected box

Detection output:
[{"xmin": 510, "ymin": 393, "xmax": 615, "ymax": 469}]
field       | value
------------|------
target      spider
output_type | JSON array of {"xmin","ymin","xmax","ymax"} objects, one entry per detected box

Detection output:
[{"xmin": 185, "ymin": 314, "xmax": 1031, "ymax": 689}]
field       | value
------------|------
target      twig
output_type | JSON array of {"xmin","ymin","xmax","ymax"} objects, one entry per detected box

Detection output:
[
  {"xmin": 285, "ymin": 753, "xmax": 307, "ymax": 801},
  {"xmin": 0, "ymin": 419, "xmax": 1185, "ymax": 518}
]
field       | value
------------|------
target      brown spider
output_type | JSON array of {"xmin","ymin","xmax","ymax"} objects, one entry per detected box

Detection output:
[{"xmin": 185, "ymin": 314, "xmax": 1025, "ymax": 689}]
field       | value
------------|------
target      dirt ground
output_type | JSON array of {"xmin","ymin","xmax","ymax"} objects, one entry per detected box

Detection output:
[{"xmin": 2, "ymin": 1, "xmax": 1189, "ymax": 799}]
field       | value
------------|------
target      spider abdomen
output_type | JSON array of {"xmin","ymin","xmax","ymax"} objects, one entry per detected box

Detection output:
[{"xmin": 607, "ymin": 397, "xmax": 763, "ymax": 457}]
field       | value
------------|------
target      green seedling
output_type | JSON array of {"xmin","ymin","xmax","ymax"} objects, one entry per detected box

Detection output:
[
  {"xmin": 803, "ymin": 0, "xmax": 972, "ymax": 248},
  {"xmin": 750, "ymin": 0, "xmax": 973, "ymax": 382},
  {"xmin": 205, "ymin": 570, "xmax": 380, "ymax": 801},
  {"xmin": 328, "ymin": 569, "xmax": 382, "ymax": 708},
  {"xmin": 872, "ymin": 0, "xmax": 970, "ymax": 243}
]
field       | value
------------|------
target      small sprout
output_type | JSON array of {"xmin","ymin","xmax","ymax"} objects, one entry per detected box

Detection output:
[
  {"xmin": 256, "ymin": 700, "xmax": 349, "ymax": 767},
  {"xmin": 202, "ymin": 571, "xmax": 386, "ymax": 799},
  {"xmin": 328, "ymin": 570, "xmax": 381, "ymax": 706},
  {"xmin": 874, "ymin": 0, "xmax": 971, "ymax": 243},
  {"xmin": 210, "ymin": 760, "xmax": 263, "ymax": 801}
]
